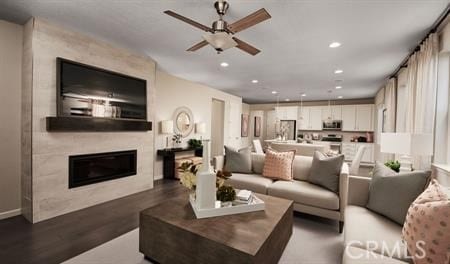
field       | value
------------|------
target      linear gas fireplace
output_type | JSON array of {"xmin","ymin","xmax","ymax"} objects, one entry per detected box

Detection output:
[{"xmin": 69, "ymin": 150, "xmax": 137, "ymax": 188}]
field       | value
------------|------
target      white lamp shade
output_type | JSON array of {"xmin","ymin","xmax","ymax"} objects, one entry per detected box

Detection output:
[
  {"xmin": 196, "ymin": 122, "xmax": 206, "ymax": 134},
  {"xmin": 380, "ymin": 133, "xmax": 433, "ymax": 156},
  {"xmin": 161, "ymin": 120, "xmax": 173, "ymax": 134}
]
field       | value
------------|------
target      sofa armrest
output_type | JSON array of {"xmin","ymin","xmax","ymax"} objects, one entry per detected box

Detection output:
[
  {"xmin": 347, "ymin": 176, "xmax": 371, "ymax": 207},
  {"xmin": 339, "ymin": 162, "xmax": 349, "ymax": 220},
  {"xmin": 213, "ymin": 155, "xmax": 224, "ymax": 171}
]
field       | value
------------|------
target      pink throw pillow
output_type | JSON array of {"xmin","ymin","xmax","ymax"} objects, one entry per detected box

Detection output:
[
  {"xmin": 262, "ymin": 148, "xmax": 295, "ymax": 181},
  {"xmin": 402, "ymin": 179, "xmax": 450, "ymax": 264}
]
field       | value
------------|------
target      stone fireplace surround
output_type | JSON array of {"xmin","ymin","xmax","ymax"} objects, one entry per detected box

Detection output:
[{"xmin": 22, "ymin": 18, "xmax": 155, "ymax": 223}]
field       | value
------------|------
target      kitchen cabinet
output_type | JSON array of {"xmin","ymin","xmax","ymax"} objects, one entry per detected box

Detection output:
[
  {"xmin": 356, "ymin": 105, "xmax": 373, "ymax": 131},
  {"xmin": 298, "ymin": 106, "xmax": 322, "ymax": 130},
  {"xmin": 342, "ymin": 105, "xmax": 374, "ymax": 132},
  {"xmin": 275, "ymin": 106, "xmax": 298, "ymax": 120},
  {"xmin": 321, "ymin": 105, "xmax": 342, "ymax": 120},
  {"xmin": 342, "ymin": 143, "xmax": 374, "ymax": 163}
]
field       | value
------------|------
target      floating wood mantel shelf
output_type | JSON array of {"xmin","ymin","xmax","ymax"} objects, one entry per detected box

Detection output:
[{"xmin": 46, "ymin": 117, "xmax": 152, "ymax": 132}]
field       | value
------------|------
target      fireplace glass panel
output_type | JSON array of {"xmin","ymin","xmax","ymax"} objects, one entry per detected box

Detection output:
[{"xmin": 69, "ymin": 150, "xmax": 137, "ymax": 188}]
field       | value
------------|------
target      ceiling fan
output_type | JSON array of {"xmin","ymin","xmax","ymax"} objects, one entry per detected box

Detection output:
[{"xmin": 164, "ymin": 0, "xmax": 271, "ymax": 56}]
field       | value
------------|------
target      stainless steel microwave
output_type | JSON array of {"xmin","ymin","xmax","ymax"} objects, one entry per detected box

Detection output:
[{"xmin": 322, "ymin": 120, "xmax": 342, "ymax": 130}]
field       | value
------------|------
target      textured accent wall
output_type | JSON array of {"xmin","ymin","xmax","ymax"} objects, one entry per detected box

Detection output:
[{"xmin": 22, "ymin": 18, "xmax": 155, "ymax": 223}]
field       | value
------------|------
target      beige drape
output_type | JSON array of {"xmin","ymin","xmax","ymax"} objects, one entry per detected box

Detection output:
[
  {"xmin": 404, "ymin": 33, "xmax": 439, "ymax": 169},
  {"xmin": 384, "ymin": 78, "xmax": 397, "ymax": 133}
]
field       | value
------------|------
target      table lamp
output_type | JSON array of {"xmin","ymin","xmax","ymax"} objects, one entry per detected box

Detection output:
[
  {"xmin": 196, "ymin": 122, "xmax": 206, "ymax": 140},
  {"xmin": 161, "ymin": 120, "xmax": 174, "ymax": 149},
  {"xmin": 380, "ymin": 133, "xmax": 433, "ymax": 171}
]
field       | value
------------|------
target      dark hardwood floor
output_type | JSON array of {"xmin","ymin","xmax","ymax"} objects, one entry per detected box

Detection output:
[{"xmin": 0, "ymin": 180, "xmax": 185, "ymax": 264}]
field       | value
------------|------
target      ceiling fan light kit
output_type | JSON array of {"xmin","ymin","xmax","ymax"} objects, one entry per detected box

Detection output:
[
  {"xmin": 164, "ymin": 1, "xmax": 271, "ymax": 55},
  {"xmin": 202, "ymin": 32, "xmax": 237, "ymax": 52}
]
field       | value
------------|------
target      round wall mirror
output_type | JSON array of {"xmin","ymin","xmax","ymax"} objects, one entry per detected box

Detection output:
[{"xmin": 173, "ymin": 106, "xmax": 194, "ymax": 137}]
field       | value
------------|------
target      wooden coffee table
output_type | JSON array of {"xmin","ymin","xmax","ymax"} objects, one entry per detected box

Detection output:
[{"xmin": 139, "ymin": 193, "xmax": 293, "ymax": 264}]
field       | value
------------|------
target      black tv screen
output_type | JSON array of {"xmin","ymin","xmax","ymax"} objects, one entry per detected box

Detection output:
[{"xmin": 57, "ymin": 58, "xmax": 147, "ymax": 120}]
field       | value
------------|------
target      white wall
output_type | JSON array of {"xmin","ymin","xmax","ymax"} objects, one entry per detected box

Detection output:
[
  {"xmin": 0, "ymin": 20, "xmax": 22, "ymax": 219},
  {"xmin": 154, "ymin": 71, "xmax": 243, "ymax": 179}
]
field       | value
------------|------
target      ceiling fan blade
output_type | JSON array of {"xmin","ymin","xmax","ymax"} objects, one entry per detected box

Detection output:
[
  {"xmin": 187, "ymin": 40, "xmax": 209, "ymax": 52},
  {"xmin": 164, "ymin": 10, "xmax": 213, "ymax": 33},
  {"xmin": 232, "ymin": 37, "xmax": 260, "ymax": 56},
  {"xmin": 228, "ymin": 8, "xmax": 271, "ymax": 33}
]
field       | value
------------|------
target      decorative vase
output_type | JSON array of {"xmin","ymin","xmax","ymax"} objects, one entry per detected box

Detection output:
[{"xmin": 195, "ymin": 139, "xmax": 216, "ymax": 209}]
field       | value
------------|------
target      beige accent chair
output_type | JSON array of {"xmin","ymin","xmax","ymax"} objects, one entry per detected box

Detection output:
[
  {"xmin": 342, "ymin": 176, "xmax": 409, "ymax": 263},
  {"xmin": 214, "ymin": 153, "xmax": 349, "ymax": 232},
  {"xmin": 269, "ymin": 142, "xmax": 329, "ymax": 156},
  {"xmin": 349, "ymin": 145, "xmax": 366, "ymax": 175},
  {"xmin": 252, "ymin": 139, "xmax": 264, "ymax": 154}
]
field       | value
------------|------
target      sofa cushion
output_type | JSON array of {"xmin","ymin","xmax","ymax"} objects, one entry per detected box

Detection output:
[
  {"xmin": 292, "ymin": 155, "xmax": 313, "ymax": 181},
  {"xmin": 226, "ymin": 173, "xmax": 273, "ymax": 194},
  {"xmin": 344, "ymin": 205, "xmax": 408, "ymax": 261},
  {"xmin": 262, "ymin": 148, "xmax": 295, "ymax": 181},
  {"xmin": 343, "ymin": 247, "xmax": 409, "ymax": 264},
  {"xmin": 308, "ymin": 151, "xmax": 344, "ymax": 193},
  {"xmin": 267, "ymin": 180, "xmax": 339, "ymax": 210},
  {"xmin": 251, "ymin": 153, "xmax": 265, "ymax": 174},
  {"xmin": 402, "ymin": 179, "xmax": 450, "ymax": 264},
  {"xmin": 366, "ymin": 162, "xmax": 431, "ymax": 225},
  {"xmin": 224, "ymin": 146, "xmax": 252, "ymax": 173}
]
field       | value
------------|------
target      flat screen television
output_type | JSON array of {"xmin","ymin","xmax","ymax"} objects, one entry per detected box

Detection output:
[{"xmin": 57, "ymin": 58, "xmax": 147, "ymax": 120}]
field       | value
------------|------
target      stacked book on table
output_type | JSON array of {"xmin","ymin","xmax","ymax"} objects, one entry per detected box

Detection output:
[{"xmin": 233, "ymin": 190, "xmax": 254, "ymax": 205}]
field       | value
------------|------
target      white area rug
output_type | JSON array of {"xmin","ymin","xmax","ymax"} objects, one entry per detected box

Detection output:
[{"xmin": 63, "ymin": 215, "xmax": 343, "ymax": 264}]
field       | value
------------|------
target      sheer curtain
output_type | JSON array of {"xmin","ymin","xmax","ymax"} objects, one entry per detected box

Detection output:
[{"xmin": 404, "ymin": 33, "xmax": 439, "ymax": 169}]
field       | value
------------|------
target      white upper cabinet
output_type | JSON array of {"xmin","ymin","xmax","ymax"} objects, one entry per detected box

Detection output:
[
  {"xmin": 275, "ymin": 106, "xmax": 298, "ymax": 120},
  {"xmin": 342, "ymin": 105, "xmax": 357, "ymax": 131},
  {"xmin": 321, "ymin": 105, "xmax": 342, "ymax": 120},
  {"xmin": 298, "ymin": 106, "xmax": 322, "ymax": 130},
  {"xmin": 298, "ymin": 107, "xmax": 310, "ymax": 130},
  {"xmin": 341, "ymin": 104, "xmax": 374, "ymax": 132},
  {"xmin": 355, "ymin": 105, "xmax": 374, "ymax": 131},
  {"xmin": 309, "ymin": 107, "xmax": 323, "ymax": 130}
]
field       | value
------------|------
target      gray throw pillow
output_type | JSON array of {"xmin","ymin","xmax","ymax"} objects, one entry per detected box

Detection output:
[
  {"xmin": 366, "ymin": 162, "xmax": 431, "ymax": 225},
  {"xmin": 308, "ymin": 151, "xmax": 344, "ymax": 193},
  {"xmin": 224, "ymin": 146, "xmax": 252, "ymax": 174}
]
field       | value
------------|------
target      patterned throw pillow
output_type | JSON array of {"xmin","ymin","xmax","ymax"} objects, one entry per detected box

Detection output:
[
  {"xmin": 262, "ymin": 148, "xmax": 295, "ymax": 181},
  {"xmin": 402, "ymin": 179, "xmax": 450, "ymax": 264}
]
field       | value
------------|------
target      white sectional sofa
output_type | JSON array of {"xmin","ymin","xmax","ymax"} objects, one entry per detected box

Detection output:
[
  {"xmin": 214, "ymin": 152, "xmax": 349, "ymax": 232},
  {"xmin": 342, "ymin": 176, "xmax": 410, "ymax": 264}
]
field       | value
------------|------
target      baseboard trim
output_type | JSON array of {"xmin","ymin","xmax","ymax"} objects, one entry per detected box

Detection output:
[{"xmin": 0, "ymin": 208, "xmax": 22, "ymax": 220}]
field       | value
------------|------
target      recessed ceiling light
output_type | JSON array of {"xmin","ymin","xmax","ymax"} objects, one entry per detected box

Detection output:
[
  {"xmin": 285, "ymin": 99, "xmax": 290, "ymax": 102},
  {"xmin": 335, "ymin": 86, "xmax": 342, "ymax": 89},
  {"xmin": 329, "ymin": 42, "xmax": 341, "ymax": 48},
  {"xmin": 220, "ymin": 62, "xmax": 229, "ymax": 67},
  {"xmin": 334, "ymin": 69, "xmax": 343, "ymax": 74},
  {"xmin": 338, "ymin": 95, "xmax": 343, "ymax": 99},
  {"xmin": 301, "ymin": 93, "xmax": 307, "ymax": 97},
  {"xmin": 271, "ymin": 91, "xmax": 278, "ymax": 94},
  {"xmin": 251, "ymin": 79, "xmax": 258, "ymax": 84}
]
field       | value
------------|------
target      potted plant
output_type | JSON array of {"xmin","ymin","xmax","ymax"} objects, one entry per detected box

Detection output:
[
  {"xmin": 188, "ymin": 138, "xmax": 202, "ymax": 149},
  {"xmin": 384, "ymin": 160, "xmax": 401, "ymax": 173}
]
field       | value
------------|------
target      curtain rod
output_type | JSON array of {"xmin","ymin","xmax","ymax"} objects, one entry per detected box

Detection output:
[{"xmin": 389, "ymin": 4, "xmax": 450, "ymax": 79}]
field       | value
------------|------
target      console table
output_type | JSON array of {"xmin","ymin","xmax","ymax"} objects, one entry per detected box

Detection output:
[{"xmin": 157, "ymin": 147, "xmax": 203, "ymax": 179}]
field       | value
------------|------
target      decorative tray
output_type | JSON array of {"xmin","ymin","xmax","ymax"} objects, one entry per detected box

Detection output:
[{"xmin": 189, "ymin": 194, "xmax": 265, "ymax": 219}]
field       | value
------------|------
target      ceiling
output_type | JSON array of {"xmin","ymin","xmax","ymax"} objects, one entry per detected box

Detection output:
[{"xmin": 0, "ymin": 0, "xmax": 448, "ymax": 103}]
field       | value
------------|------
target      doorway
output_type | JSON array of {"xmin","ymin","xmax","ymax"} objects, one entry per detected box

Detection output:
[{"xmin": 211, "ymin": 99, "xmax": 225, "ymax": 157}]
